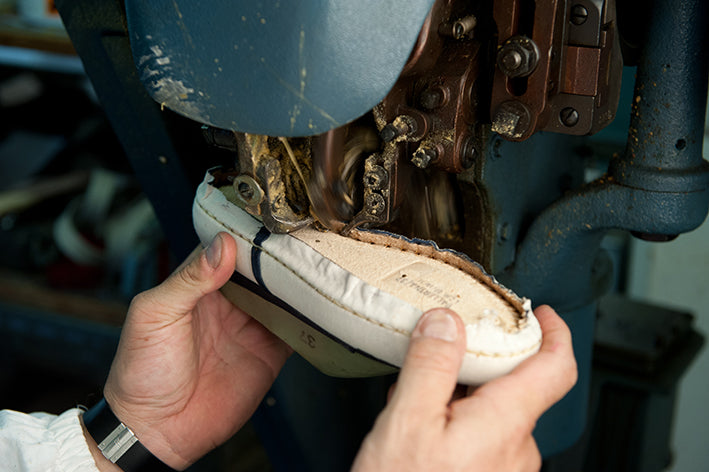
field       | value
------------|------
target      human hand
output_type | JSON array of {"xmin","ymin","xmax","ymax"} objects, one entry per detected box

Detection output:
[
  {"xmin": 99, "ymin": 233, "xmax": 292, "ymax": 470},
  {"xmin": 351, "ymin": 305, "xmax": 577, "ymax": 472}
]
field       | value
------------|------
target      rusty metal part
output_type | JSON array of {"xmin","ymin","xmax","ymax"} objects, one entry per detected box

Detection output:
[
  {"xmin": 233, "ymin": 133, "xmax": 313, "ymax": 233},
  {"xmin": 376, "ymin": 0, "xmax": 482, "ymax": 174},
  {"xmin": 341, "ymin": 148, "xmax": 400, "ymax": 235},
  {"xmin": 245, "ymin": 0, "xmax": 481, "ymax": 240},
  {"xmin": 490, "ymin": 0, "xmax": 623, "ymax": 141},
  {"xmin": 336, "ymin": 0, "xmax": 483, "ymax": 239}
]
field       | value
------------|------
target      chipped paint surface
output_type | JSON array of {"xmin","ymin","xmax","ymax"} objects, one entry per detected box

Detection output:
[
  {"xmin": 126, "ymin": 0, "xmax": 437, "ymax": 135},
  {"xmin": 138, "ymin": 41, "xmax": 208, "ymax": 122}
]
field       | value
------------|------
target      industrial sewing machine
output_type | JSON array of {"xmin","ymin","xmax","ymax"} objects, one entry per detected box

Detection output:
[{"xmin": 56, "ymin": 0, "xmax": 708, "ymax": 470}]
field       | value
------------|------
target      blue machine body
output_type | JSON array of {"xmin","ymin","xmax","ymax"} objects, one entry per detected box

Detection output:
[
  {"xmin": 54, "ymin": 0, "xmax": 709, "ymax": 469},
  {"xmin": 125, "ymin": 0, "xmax": 435, "ymax": 136}
]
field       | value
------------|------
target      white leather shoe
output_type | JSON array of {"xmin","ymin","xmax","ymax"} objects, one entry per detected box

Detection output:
[{"xmin": 193, "ymin": 169, "xmax": 541, "ymax": 385}]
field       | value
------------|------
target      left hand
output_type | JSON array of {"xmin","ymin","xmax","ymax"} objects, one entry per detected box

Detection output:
[{"xmin": 101, "ymin": 233, "xmax": 292, "ymax": 469}]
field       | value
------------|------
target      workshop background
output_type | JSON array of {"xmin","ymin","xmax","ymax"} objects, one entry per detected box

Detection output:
[{"xmin": 0, "ymin": 1, "xmax": 708, "ymax": 471}]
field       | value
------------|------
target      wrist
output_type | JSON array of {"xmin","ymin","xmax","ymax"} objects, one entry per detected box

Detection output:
[
  {"xmin": 83, "ymin": 398, "xmax": 179, "ymax": 471},
  {"xmin": 81, "ymin": 415, "xmax": 124, "ymax": 472}
]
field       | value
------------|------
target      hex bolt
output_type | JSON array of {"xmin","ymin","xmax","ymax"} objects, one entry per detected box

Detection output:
[
  {"xmin": 570, "ymin": 4, "xmax": 589, "ymax": 25},
  {"xmin": 496, "ymin": 36, "xmax": 540, "ymax": 78},
  {"xmin": 379, "ymin": 124, "xmax": 399, "ymax": 143},
  {"xmin": 560, "ymin": 107, "xmax": 580, "ymax": 127},
  {"xmin": 411, "ymin": 145, "xmax": 438, "ymax": 169}
]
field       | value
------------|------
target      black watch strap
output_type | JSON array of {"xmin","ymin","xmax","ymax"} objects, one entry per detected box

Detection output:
[{"xmin": 83, "ymin": 398, "xmax": 175, "ymax": 472}]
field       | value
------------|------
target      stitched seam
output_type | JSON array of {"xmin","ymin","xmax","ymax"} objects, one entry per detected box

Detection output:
[
  {"xmin": 198, "ymin": 196, "xmax": 535, "ymax": 358},
  {"xmin": 348, "ymin": 230, "xmax": 526, "ymax": 323}
]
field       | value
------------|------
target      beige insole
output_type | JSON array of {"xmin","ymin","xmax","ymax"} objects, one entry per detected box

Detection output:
[{"xmin": 293, "ymin": 227, "xmax": 524, "ymax": 334}]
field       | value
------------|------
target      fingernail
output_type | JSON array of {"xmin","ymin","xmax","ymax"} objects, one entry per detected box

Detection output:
[
  {"xmin": 206, "ymin": 234, "xmax": 222, "ymax": 268},
  {"xmin": 417, "ymin": 309, "xmax": 458, "ymax": 342}
]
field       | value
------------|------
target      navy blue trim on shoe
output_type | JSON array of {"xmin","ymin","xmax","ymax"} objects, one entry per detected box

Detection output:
[
  {"xmin": 251, "ymin": 226, "xmax": 272, "ymax": 293},
  {"xmin": 228, "ymin": 271, "xmax": 395, "ymax": 367}
]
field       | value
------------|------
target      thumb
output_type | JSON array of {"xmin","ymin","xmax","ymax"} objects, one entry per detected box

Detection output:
[
  {"xmin": 389, "ymin": 308, "xmax": 466, "ymax": 415},
  {"xmin": 133, "ymin": 232, "xmax": 237, "ymax": 321}
]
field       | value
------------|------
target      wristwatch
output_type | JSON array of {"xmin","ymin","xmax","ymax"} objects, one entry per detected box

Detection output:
[{"xmin": 83, "ymin": 398, "xmax": 175, "ymax": 471}]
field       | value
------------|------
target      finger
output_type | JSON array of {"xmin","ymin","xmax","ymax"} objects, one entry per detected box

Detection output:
[
  {"xmin": 461, "ymin": 305, "xmax": 577, "ymax": 422},
  {"xmin": 388, "ymin": 308, "xmax": 466, "ymax": 416},
  {"xmin": 132, "ymin": 232, "xmax": 237, "ymax": 321}
]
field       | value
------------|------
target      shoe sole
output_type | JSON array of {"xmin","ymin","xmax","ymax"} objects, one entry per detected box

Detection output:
[{"xmin": 193, "ymin": 169, "xmax": 541, "ymax": 384}]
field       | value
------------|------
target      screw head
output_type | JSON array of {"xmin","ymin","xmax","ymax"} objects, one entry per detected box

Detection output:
[
  {"xmin": 570, "ymin": 4, "xmax": 588, "ymax": 25},
  {"xmin": 364, "ymin": 165, "xmax": 388, "ymax": 190},
  {"xmin": 365, "ymin": 193, "xmax": 386, "ymax": 215},
  {"xmin": 238, "ymin": 181, "xmax": 254, "ymax": 200},
  {"xmin": 461, "ymin": 138, "xmax": 477, "ymax": 169},
  {"xmin": 560, "ymin": 107, "xmax": 580, "ymax": 127},
  {"xmin": 233, "ymin": 175, "xmax": 264, "ymax": 206}
]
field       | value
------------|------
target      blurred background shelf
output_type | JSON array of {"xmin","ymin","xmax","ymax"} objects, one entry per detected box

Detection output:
[{"xmin": 0, "ymin": 13, "xmax": 74, "ymax": 55}]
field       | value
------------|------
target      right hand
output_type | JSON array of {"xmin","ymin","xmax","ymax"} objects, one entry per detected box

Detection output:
[{"xmin": 351, "ymin": 305, "xmax": 577, "ymax": 472}]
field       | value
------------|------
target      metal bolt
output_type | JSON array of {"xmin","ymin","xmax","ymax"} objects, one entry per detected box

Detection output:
[
  {"xmin": 420, "ymin": 88, "xmax": 445, "ymax": 110},
  {"xmin": 560, "ymin": 107, "xmax": 580, "ymax": 127},
  {"xmin": 461, "ymin": 137, "xmax": 477, "ymax": 169},
  {"xmin": 570, "ymin": 4, "xmax": 588, "ymax": 25},
  {"xmin": 501, "ymin": 50, "xmax": 523, "ymax": 71},
  {"xmin": 364, "ymin": 165, "xmax": 388, "ymax": 190},
  {"xmin": 411, "ymin": 146, "xmax": 438, "ymax": 169},
  {"xmin": 496, "ymin": 36, "xmax": 540, "ymax": 78},
  {"xmin": 380, "ymin": 115, "xmax": 414, "ymax": 143},
  {"xmin": 380, "ymin": 124, "xmax": 399, "ymax": 143}
]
